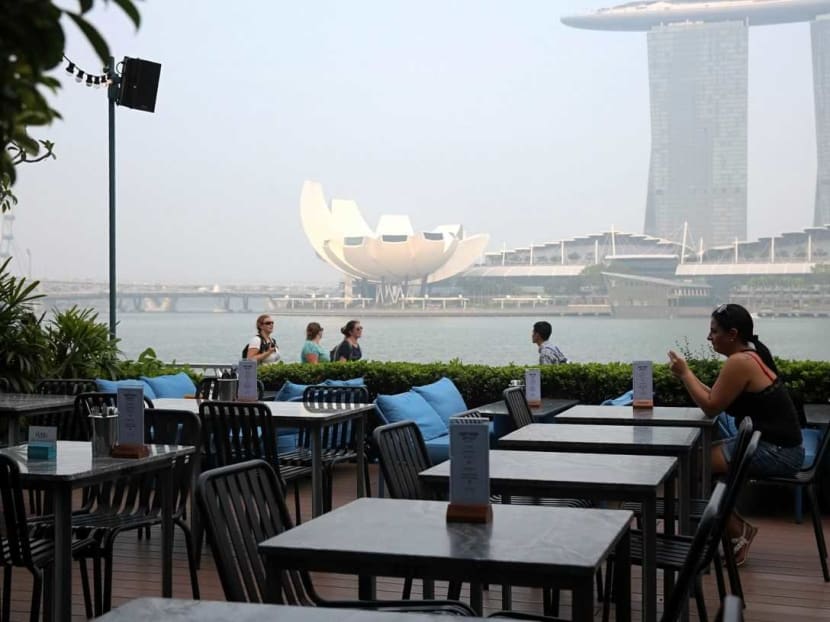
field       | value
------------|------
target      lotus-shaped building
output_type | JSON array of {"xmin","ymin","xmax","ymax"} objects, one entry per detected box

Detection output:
[{"xmin": 300, "ymin": 181, "xmax": 490, "ymax": 299}]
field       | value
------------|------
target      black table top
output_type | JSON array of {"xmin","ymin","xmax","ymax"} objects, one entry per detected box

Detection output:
[
  {"xmin": 421, "ymin": 450, "xmax": 677, "ymax": 494},
  {"xmin": 151, "ymin": 398, "xmax": 374, "ymax": 425},
  {"xmin": 555, "ymin": 404, "xmax": 715, "ymax": 428},
  {"xmin": 0, "ymin": 441, "xmax": 194, "ymax": 485},
  {"xmin": 0, "ymin": 393, "xmax": 75, "ymax": 415},
  {"xmin": 96, "ymin": 599, "xmax": 481, "ymax": 622},
  {"xmin": 476, "ymin": 398, "xmax": 579, "ymax": 419},
  {"xmin": 259, "ymin": 498, "xmax": 631, "ymax": 582},
  {"xmin": 805, "ymin": 403, "xmax": 830, "ymax": 428},
  {"xmin": 499, "ymin": 424, "xmax": 700, "ymax": 454}
]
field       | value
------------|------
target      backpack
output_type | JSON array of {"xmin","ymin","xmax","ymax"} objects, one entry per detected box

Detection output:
[
  {"xmin": 330, "ymin": 340, "xmax": 347, "ymax": 362},
  {"xmin": 242, "ymin": 336, "xmax": 271, "ymax": 359}
]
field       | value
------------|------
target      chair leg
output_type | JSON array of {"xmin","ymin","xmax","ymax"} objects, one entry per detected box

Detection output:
[
  {"xmin": 596, "ymin": 566, "xmax": 604, "ymax": 602},
  {"xmin": 694, "ymin": 574, "xmax": 708, "ymax": 622},
  {"xmin": 103, "ymin": 550, "xmax": 115, "ymax": 613},
  {"xmin": 721, "ymin": 533, "xmax": 744, "ymax": 602},
  {"xmin": 602, "ymin": 559, "xmax": 614, "ymax": 622},
  {"xmin": 806, "ymin": 483, "xmax": 830, "ymax": 582},
  {"xmin": 93, "ymin": 554, "xmax": 103, "ymax": 617},
  {"xmin": 180, "ymin": 525, "xmax": 201, "ymax": 599},
  {"xmin": 3, "ymin": 567, "xmax": 12, "ymax": 622},
  {"xmin": 29, "ymin": 573, "xmax": 42, "ymax": 622},
  {"xmin": 79, "ymin": 559, "xmax": 93, "ymax": 619},
  {"xmin": 363, "ymin": 458, "xmax": 372, "ymax": 498},
  {"xmin": 293, "ymin": 481, "xmax": 302, "ymax": 526},
  {"xmin": 795, "ymin": 486, "xmax": 804, "ymax": 524}
]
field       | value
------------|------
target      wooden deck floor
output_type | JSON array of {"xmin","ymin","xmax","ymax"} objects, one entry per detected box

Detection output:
[{"xmin": 5, "ymin": 464, "xmax": 830, "ymax": 621}]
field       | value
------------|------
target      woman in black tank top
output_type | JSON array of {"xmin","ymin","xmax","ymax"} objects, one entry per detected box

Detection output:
[{"xmin": 667, "ymin": 303, "xmax": 804, "ymax": 566}]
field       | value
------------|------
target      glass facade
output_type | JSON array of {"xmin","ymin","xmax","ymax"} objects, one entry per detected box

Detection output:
[
  {"xmin": 643, "ymin": 21, "xmax": 748, "ymax": 248},
  {"xmin": 813, "ymin": 16, "xmax": 830, "ymax": 226}
]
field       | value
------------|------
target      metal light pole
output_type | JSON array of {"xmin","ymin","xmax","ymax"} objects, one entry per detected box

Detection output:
[{"xmin": 106, "ymin": 56, "xmax": 119, "ymax": 338}]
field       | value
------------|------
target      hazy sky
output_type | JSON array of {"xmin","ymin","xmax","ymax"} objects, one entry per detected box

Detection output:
[{"xmin": 10, "ymin": 1, "xmax": 818, "ymax": 284}]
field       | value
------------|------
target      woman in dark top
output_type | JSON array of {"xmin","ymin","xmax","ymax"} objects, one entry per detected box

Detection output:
[
  {"xmin": 668, "ymin": 303, "xmax": 803, "ymax": 566},
  {"xmin": 333, "ymin": 320, "xmax": 363, "ymax": 362}
]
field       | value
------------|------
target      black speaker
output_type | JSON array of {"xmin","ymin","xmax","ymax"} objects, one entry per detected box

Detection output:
[{"xmin": 117, "ymin": 57, "xmax": 161, "ymax": 113}]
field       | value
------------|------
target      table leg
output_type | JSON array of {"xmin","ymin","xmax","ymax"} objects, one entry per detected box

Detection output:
[
  {"xmin": 678, "ymin": 452, "xmax": 691, "ymax": 535},
  {"xmin": 614, "ymin": 529, "xmax": 631, "ymax": 622},
  {"xmin": 663, "ymin": 475, "xmax": 676, "ymax": 612},
  {"xmin": 311, "ymin": 427, "xmax": 323, "ymax": 517},
  {"xmin": 263, "ymin": 558, "xmax": 284, "ymax": 604},
  {"xmin": 355, "ymin": 413, "xmax": 366, "ymax": 498},
  {"xmin": 701, "ymin": 428, "xmax": 712, "ymax": 496},
  {"xmin": 51, "ymin": 487, "xmax": 72, "ymax": 622},
  {"xmin": 358, "ymin": 575, "xmax": 376, "ymax": 600},
  {"xmin": 642, "ymin": 496, "xmax": 657, "ymax": 622},
  {"xmin": 161, "ymin": 471, "xmax": 173, "ymax": 597},
  {"xmin": 571, "ymin": 581, "xmax": 594, "ymax": 622}
]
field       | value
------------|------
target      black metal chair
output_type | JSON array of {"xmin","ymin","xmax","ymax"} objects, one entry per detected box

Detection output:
[
  {"xmin": 502, "ymin": 386, "xmax": 535, "ymax": 430},
  {"xmin": 197, "ymin": 400, "xmax": 310, "ymax": 523},
  {"xmin": 280, "ymin": 385, "xmax": 373, "ymax": 512},
  {"xmin": 195, "ymin": 458, "xmax": 474, "ymax": 615},
  {"xmin": 0, "ymin": 454, "xmax": 98, "ymax": 622},
  {"xmin": 72, "ymin": 409, "xmax": 202, "ymax": 614},
  {"xmin": 35, "ymin": 378, "xmax": 97, "ymax": 396},
  {"xmin": 752, "ymin": 421, "xmax": 830, "ymax": 581},
  {"xmin": 195, "ymin": 377, "xmax": 265, "ymax": 400},
  {"xmin": 604, "ymin": 433, "xmax": 760, "ymax": 622}
]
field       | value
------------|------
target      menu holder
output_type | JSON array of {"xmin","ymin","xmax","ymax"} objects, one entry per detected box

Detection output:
[
  {"xmin": 113, "ymin": 386, "xmax": 149, "ymax": 459},
  {"xmin": 446, "ymin": 413, "xmax": 492, "ymax": 524},
  {"xmin": 632, "ymin": 360, "xmax": 654, "ymax": 409},
  {"xmin": 27, "ymin": 426, "xmax": 57, "ymax": 460},
  {"xmin": 525, "ymin": 368, "xmax": 542, "ymax": 407},
  {"xmin": 237, "ymin": 359, "xmax": 259, "ymax": 402}
]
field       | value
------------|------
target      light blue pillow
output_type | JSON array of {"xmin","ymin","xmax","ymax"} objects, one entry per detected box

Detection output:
[
  {"xmin": 412, "ymin": 377, "xmax": 468, "ymax": 426},
  {"xmin": 274, "ymin": 381, "xmax": 308, "ymax": 401},
  {"xmin": 324, "ymin": 377, "xmax": 365, "ymax": 387},
  {"xmin": 375, "ymin": 391, "xmax": 448, "ymax": 441},
  {"xmin": 96, "ymin": 378, "xmax": 157, "ymax": 400},
  {"xmin": 141, "ymin": 372, "xmax": 197, "ymax": 399}
]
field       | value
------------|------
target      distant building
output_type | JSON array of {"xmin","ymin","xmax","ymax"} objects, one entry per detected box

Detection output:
[{"xmin": 562, "ymin": 0, "xmax": 830, "ymax": 247}]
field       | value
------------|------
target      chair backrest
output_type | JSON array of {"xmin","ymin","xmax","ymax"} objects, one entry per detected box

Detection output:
[
  {"xmin": 373, "ymin": 421, "xmax": 435, "ymax": 500},
  {"xmin": 502, "ymin": 386, "xmax": 533, "ymax": 429},
  {"xmin": 302, "ymin": 384, "xmax": 369, "ymax": 405},
  {"xmin": 196, "ymin": 378, "xmax": 265, "ymax": 400},
  {"xmin": 721, "ymin": 417, "xmax": 754, "ymax": 491},
  {"xmin": 35, "ymin": 379, "xmax": 97, "ymax": 396},
  {"xmin": 0, "ymin": 454, "xmax": 35, "ymax": 567},
  {"xmin": 299, "ymin": 385, "xmax": 370, "ymax": 450},
  {"xmin": 144, "ymin": 409, "xmax": 202, "ymax": 517},
  {"xmin": 660, "ymin": 481, "xmax": 726, "ymax": 622},
  {"xmin": 195, "ymin": 459, "xmax": 317, "ymax": 604},
  {"xmin": 67, "ymin": 392, "xmax": 155, "ymax": 441},
  {"xmin": 197, "ymin": 401, "xmax": 284, "ymax": 483}
]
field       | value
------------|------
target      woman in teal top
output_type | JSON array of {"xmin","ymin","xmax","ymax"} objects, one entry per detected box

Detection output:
[{"xmin": 300, "ymin": 322, "xmax": 329, "ymax": 364}]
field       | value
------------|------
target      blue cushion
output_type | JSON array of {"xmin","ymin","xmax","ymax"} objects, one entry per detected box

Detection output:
[
  {"xmin": 803, "ymin": 428, "xmax": 822, "ymax": 469},
  {"xmin": 324, "ymin": 377, "xmax": 365, "ymax": 387},
  {"xmin": 141, "ymin": 373, "xmax": 197, "ymax": 399},
  {"xmin": 274, "ymin": 381, "xmax": 308, "ymax": 401},
  {"xmin": 375, "ymin": 391, "xmax": 448, "ymax": 441},
  {"xmin": 601, "ymin": 389, "xmax": 634, "ymax": 406},
  {"xmin": 425, "ymin": 434, "xmax": 450, "ymax": 464},
  {"xmin": 412, "ymin": 377, "xmax": 468, "ymax": 427},
  {"xmin": 96, "ymin": 378, "xmax": 157, "ymax": 400}
]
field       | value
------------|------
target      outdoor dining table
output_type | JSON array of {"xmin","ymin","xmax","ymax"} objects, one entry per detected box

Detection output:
[
  {"xmin": 258, "ymin": 497, "xmax": 632, "ymax": 622},
  {"xmin": 0, "ymin": 440, "xmax": 193, "ymax": 622},
  {"xmin": 0, "ymin": 393, "xmax": 76, "ymax": 446},
  {"xmin": 498, "ymin": 423, "xmax": 700, "ymax": 534},
  {"xmin": 150, "ymin": 397, "xmax": 374, "ymax": 517},
  {"xmin": 91, "ymin": 597, "xmax": 494, "ymax": 622},
  {"xmin": 554, "ymin": 405, "xmax": 716, "ymax": 496},
  {"xmin": 420, "ymin": 450, "xmax": 677, "ymax": 622},
  {"xmin": 475, "ymin": 397, "xmax": 580, "ymax": 437}
]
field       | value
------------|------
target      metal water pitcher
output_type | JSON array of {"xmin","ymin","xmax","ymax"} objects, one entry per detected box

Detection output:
[{"xmin": 89, "ymin": 406, "xmax": 119, "ymax": 457}]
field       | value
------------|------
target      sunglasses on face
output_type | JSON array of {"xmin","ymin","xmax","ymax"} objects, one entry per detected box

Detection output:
[{"xmin": 262, "ymin": 321, "xmax": 274, "ymax": 326}]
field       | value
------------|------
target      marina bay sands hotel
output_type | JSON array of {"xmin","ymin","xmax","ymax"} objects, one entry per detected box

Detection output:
[{"xmin": 562, "ymin": 0, "xmax": 830, "ymax": 249}]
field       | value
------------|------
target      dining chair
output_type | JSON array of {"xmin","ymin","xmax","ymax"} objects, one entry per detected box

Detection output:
[
  {"xmin": 34, "ymin": 379, "xmax": 97, "ymax": 396},
  {"xmin": 0, "ymin": 454, "xmax": 98, "ymax": 622},
  {"xmin": 280, "ymin": 385, "xmax": 372, "ymax": 511},
  {"xmin": 604, "ymin": 433, "xmax": 760, "ymax": 622},
  {"xmin": 195, "ymin": 458, "xmax": 475, "ymax": 615},
  {"xmin": 751, "ymin": 421, "xmax": 830, "ymax": 581}
]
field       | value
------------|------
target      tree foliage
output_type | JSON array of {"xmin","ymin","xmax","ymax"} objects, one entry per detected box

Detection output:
[{"xmin": 0, "ymin": 0, "xmax": 141, "ymax": 203}]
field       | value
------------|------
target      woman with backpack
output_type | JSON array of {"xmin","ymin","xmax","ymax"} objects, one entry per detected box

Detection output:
[{"xmin": 245, "ymin": 314, "xmax": 280, "ymax": 364}]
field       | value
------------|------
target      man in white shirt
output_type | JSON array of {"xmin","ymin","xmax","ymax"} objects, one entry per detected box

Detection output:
[{"xmin": 532, "ymin": 321, "xmax": 568, "ymax": 365}]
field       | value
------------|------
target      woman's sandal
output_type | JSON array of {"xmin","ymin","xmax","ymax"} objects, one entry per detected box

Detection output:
[{"xmin": 731, "ymin": 522, "xmax": 759, "ymax": 567}]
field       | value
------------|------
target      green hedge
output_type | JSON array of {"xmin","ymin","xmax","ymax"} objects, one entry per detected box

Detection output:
[{"xmin": 252, "ymin": 359, "xmax": 830, "ymax": 408}]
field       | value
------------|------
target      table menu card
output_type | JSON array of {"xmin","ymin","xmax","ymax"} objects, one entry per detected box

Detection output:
[
  {"xmin": 525, "ymin": 368, "xmax": 542, "ymax": 407},
  {"xmin": 27, "ymin": 425, "xmax": 57, "ymax": 460},
  {"xmin": 632, "ymin": 360, "xmax": 654, "ymax": 408},
  {"xmin": 237, "ymin": 359, "xmax": 258, "ymax": 401},
  {"xmin": 448, "ymin": 414, "xmax": 490, "ymax": 507},
  {"xmin": 117, "ymin": 386, "xmax": 145, "ymax": 446}
]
